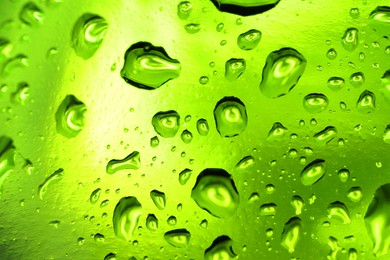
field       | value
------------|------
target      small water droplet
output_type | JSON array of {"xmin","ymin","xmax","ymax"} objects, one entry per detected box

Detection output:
[
  {"xmin": 349, "ymin": 8, "xmax": 360, "ymax": 19},
  {"xmin": 341, "ymin": 28, "xmax": 359, "ymax": 51},
  {"xmin": 11, "ymin": 82, "xmax": 29, "ymax": 105},
  {"xmin": 303, "ymin": 93, "xmax": 328, "ymax": 113},
  {"xmin": 211, "ymin": 0, "xmax": 280, "ymax": 16},
  {"xmin": 205, "ymin": 236, "xmax": 237, "ymax": 259},
  {"xmin": 379, "ymin": 70, "xmax": 390, "ymax": 104},
  {"xmin": 184, "ymin": 23, "xmax": 200, "ymax": 34},
  {"xmin": 177, "ymin": 1, "xmax": 193, "ymax": 19},
  {"xmin": 225, "ymin": 58, "xmax": 246, "ymax": 81},
  {"xmin": 300, "ymin": 159, "xmax": 326, "ymax": 186},
  {"xmin": 356, "ymin": 90, "xmax": 376, "ymax": 113},
  {"xmin": 196, "ymin": 119, "xmax": 209, "ymax": 136},
  {"xmin": 164, "ymin": 229, "xmax": 190, "ymax": 248},
  {"xmin": 291, "ymin": 195, "xmax": 304, "ymax": 215},
  {"xmin": 267, "ymin": 122, "xmax": 288, "ymax": 142},
  {"xmin": 236, "ymin": 156, "xmax": 254, "ymax": 169},
  {"xmin": 150, "ymin": 190, "xmax": 166, "ymax": 210},
  {"xmin": 152, "ymin": 110, "xmax": 180, "ymax": 138},
  {"xmin": 181, "ymin": 130, "xmax": 193, "ymax": 143},
  {"xmin": 237, "ymin": 29, "xmax": 261, "ymax": 50},
  {"xmin": 90, "ymin": 188, "xmax": 101, "ymax": 204},
  {"xmin": 260, "ymin": 203, "xmax": 277, "ymax": 216},
  {"xmin": 313, "ymin": 126, "xmax": 337, "ymax": 145},
  {"xmin": 199, "ymin": 76, "xmax": 209, "ymax": 84},
  {"xmin": 327, "ymin": 77, "xmax": 345, "ymax": 91},
  {"xmin": 347, "ymin": 187, "xmax": 363, "ymax": 202},
  {"xmin": 146, "ymin": 214, "xmax": 158, "ymax": 231},
  {"xmin": 326, "ymin": 48, "xmax": 337, "ymax": 60},
  {"xmin": 179, "ymin": 168, "xmax": 192, "ymax": 185},
  {"xmin": 214, "ymin": 97, "xmax": 247, "ymax": 138},
  {"xmin": 349, "ymin": 72, "xmax": 365, "ymax": 88},
  {"xmin": 55, "ymin": 95, "xmax": 86, "ymax": 138},
  {"xmin": 150, "ymin": 136, "xmax": 160, "ymax": 147}
]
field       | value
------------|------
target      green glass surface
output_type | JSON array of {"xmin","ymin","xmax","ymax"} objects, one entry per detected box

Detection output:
[{"xmin": 1, "ymin": 0, "xmax": 390, "ymax": 259}]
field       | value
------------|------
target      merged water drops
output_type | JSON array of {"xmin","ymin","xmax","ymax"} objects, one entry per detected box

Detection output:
[
  {"xmin": 112, "ymin": 196, "xmax": 142, "ymax": 241},
  {"xmin": 214, "ymin": 97, "xmax": 247, "ymax": 137},
  {"xmin": 55, "ymin": 95, "xmax": 86, "ymax": 138},
  {"xmin": 121, "ymin": 42, "xmax": 181, "ymax": 89},
  {"xmin": 300, "ymin": 159, "xmax": 326, "ymax": 186},
  {"xmin": 191, "ymin": 168, "xmax": 239, "ymax": 218},
  {"xmin": 210, "ymin": 0, "xmax": 280, "ymax": 16},
  {"xmin": 368, "ymin": 6, "xmax": 390, "ymax": 37},
  {"xmin": 20, "ymin": 2, "xmax": 44, "ymax": 26},
  {"xmin": 303, "ymin": 93, "xmax": 328, "ymax": 114},
  {"xmin": 204, "ymin": 236, "xmax": 237, "ymax": 259},
  {"xmin": 341, "ymin": 28, "xmax": 358, "ymax": 51},
  {"xmin": 259, "ymin": 48, "xmax": 307, "ymax": 98},
  {"xmin": 152, "ymin": 110, "xmax": 180, "ymax": 138},
  {"xmin": 71, "ymin": 13, "xmax": 108, "ymax": 59},
  {"xmin": 164, "ymin": 229, "xmax": 191, "ymax": 248},
  {"xmin": 38, "ymin": 168, "xmax": 64, "ymax": 200},
  {"xmin": 225, "ymin": 58, "xmax": 246, "ymax": 81},
  {"xmin": 106, "ymin": 151, "xmax": 140, "ymax": 174},
  {"xmin": 281, "ymin": 217, "xmax": 302, "ymax": 253},
  {"xmin": 356, "ymin": 90, "xmax": 376, "ymax": 113},
  {"xmin": 237, "ymin": 29, "xmax": 261, "ymax": 50}
]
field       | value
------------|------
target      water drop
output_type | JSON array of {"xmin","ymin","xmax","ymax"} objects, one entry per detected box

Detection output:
[
  {"xmin": 347, "ymin": 187, "xmax": 363, "ymax": 202},
  {"xmin": 90, "ymin": 188, "xmax": 101, "ymax": 204},
  {"xmin": 204, "ymin": 236, "xmax": 237, "ymax": 260},
  {"xmin": 38, "ymin": 168, "xmax": 64, "ymax": 200},
  {"xmin": 11, "ymin": 82, "xmax": 29, "ymax": 105},
  {"xmin": 191, "ymin": 168, "xmax": 239, "ymax": 218},
  {"xmin": 383, "ymin": 125, "xmax": 390, "ymax": 144},
  {"xmin": 237, "ymin": 29, "xmax": 261, "ymax": 50},
  {"xmin": 303, "ymin": 93, "xmax": 328, "ymax": 113},
  {"xmin": 179, "ymin": 168, "xmax": 192, "ymax": 185},
  {"xmin": 167, "ymin": 216, "xmax": 177, "ymax": 226},
  {"xmin": 327, "ymin": 201, "xmax": 351, "ymax": 224},
  {"xmin": 349, "ymin": 8, "xmax": 360, "ymax": 19},
  {"xmin": 94, "ymin": 233, "xmax": 105, "ymax": 243},
  {"xmin": 291, "ymin": 195, "xmax": 304, "ymax": 215},
  {"xmin": 0, "ymin": 136, "xmax": 16, "ymax": 197},
  {"xmin": 20, "ymin": 2, "xmax": 44, "ymax": 26},
  {"xmin": 248, "ymin": 192, "xmax": 260, "ymax": 203},
  {"xmin": 281, "ymin": 217, "xmax": 302, "ymax": 253},
  {"xmin": 177, "ymin": 1, "xmax": 193, "ymax": 19},
  {"xmin": 356, "ymin": 90, "xmax": 376, "ymax": 113},
  {"xmin": 199, "ymin": 76, "xmax": 209, "ymax": 84},
  {"xmin": 327, "ymin": 77, "xmax": 345, "ymax": 91},
  {"xmin": 71, "ymin": 13, "xmax": 107, "ymax": 59},
  {"xmin": 235, "ymin": 156, "xmax": 254, "ymax": 169},
  {"xmin": 326, "ymin": 48, "xmax": 337, "ymax": 60},
  {"xmin": 338, "ymin": 169, "xmax": 350, "ymax": 182},
  {"xmin": 164, "ymin": 229, "xmax": 190, "ymax": 248},
  {"xmin": 313, "ymin": 126, "xmax": 337, "ymax": 145},
  {"xmin": 181, "ymin": 130, "xmax": 193, "ymax": 143},
  {"xmin": 368, "ymin": 6, "xmax": 390, "ymax": 37},
  {"xmin": 267, "ymin": 122, "xmax": 288, "ymax": 142},
  {"xmin": 379, "ymin": 70, "xmax": 390, "ymax": 103},
  {"xmin": 328, "ymin": 236, "xmax": 340, "ymax": 259},
  {"xmin": 121, "ymin": 42, "xmax": 181, "ymax": 89},
  {"xmin": 152, "ymin": 110, "xmax": 180, "ymax": 138},
  {"xmin": 112, "ymin": 196, "xmax": 142, "ymax": 241},
  {"xmin": 349, "ymin": 248, "xmax": 358, "ymax": 260},
  {"xmin": 104, "ymin": 253, "xmax": 117, "ymax": 260},
  {"xmin": 1, "ymin": 54, "xmax": 29, "ymax": 76},
  {"xmin": 184, "ymin": 23, "xmax": 200, "ymax": 34},
  {"xmin": 225, "ymin": 58, "xmax": 246, "ymax": 81},
  {"xmin": 341, "ymin": 28, "xmax": 359, "ymax": 51},
  {"xmin": 146, "ymin": 214, "xmax": 158, "ymax": 231},
  {"xmin": 259, "ymin": 48, "xmax": 307, "ymax": 98},
  {"xmin": 349, "ymin": 72, "xmax": 365, "ymax": 88},
  {"xmin": 150, "ymin": 190, "xmax": 166, "ymax": 210},
  {"xmin": 197, "ymin": 119, "xmax": 209, "ymax": 136},
  {"xmin": 55, "ymin": 95, "xmax": 86, "ymax": 138},
  {"xmin": 0, "ymin": 38, "xmax": 12, "ymax": 63},
  {"xmin": 150, "ymin": 136, "xmax": 160, "ymax": 147},
  {"xmin": 214, "ymin": 97, "xmax": 247, "ymax": 138},
  {"xmin": 210, "ymin": 0, "xmax": 280, "ymax": 16},
  {"xmin": 260, "ymin": 203, "xmax": 277, "ymax": 216},
  {"xmin": 106, "ymin": 151, "xmax": 140, "ymax": 174},
  {"xmin": 300, "ymin": 159, "xmax": 326, "ymax": 186}
]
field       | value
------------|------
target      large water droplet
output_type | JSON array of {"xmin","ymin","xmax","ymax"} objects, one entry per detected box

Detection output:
[
  {"xmin": 225, "ymin": 58, "xmax": 246, "ymax": 81},
  {"xmin": 191, "ymin": 168, "xmax": 239, "ymax": 218},
  {"xmin": 281, "ymin": 217, "xmax": 302, "ymax": 253},
  {"xmin": 210, "ymin": 0, "xmax": 280, "ymax": 16},
  {"xmin": 38, "ymin": 168, "xmax": 64, "ymax": 200},
  {"xmin": 205, "ymin": 236, "xmax": 237, "ymax": 260},
  {"xmin": 164, "ymin": 229, "xmax": 191, "ymax": 248},
  {"xmin": 112, "ymin": 196, "xmax": 142, "ymax": 241},
  {"xmin": 177, "ymin": 1, "xmax": 193, "ymax": 19},
  {"xmin": 267, "ymin": 122, "xmax": 288, "ymax": 142},
  {"xmin": 303, "ymin": 93, "xmax": 328, "ymax": 113},
  {"xmin": 365, "ymin": 184, "xmax": 390, "ymax": 257},
  {"xmin": 71, "ymin": 13, "xmax": 107, "ymax": 59},
  {"xmin": 152, "ymin": 110, "xmax": 180, "ymax": 138},
  {"xmin": 341, "ymin": 28, "xmax": 358, "ymax": 51},
  {"xmin": 368, "ymin": 6, "xmax": 390, "ymax": 37},
  {"xmin": 259, "ymin": 48, "xmax": 307, "ymax": 98},
  {"xmin": 0, "ymin": 136, "xmax": 16, "ymax": 197},
  {"xmin": 106, "ymin": 151, "xmax": 140, "ymax": 174},
  {"xmin": 214, "ymin": 97, "xmax": 247, "ymax": 138},
  {"xmin": 327, "ymin": 201, "xmax": 351, "ymax": 224},
  {"xmin": 150, "ymin": 190, "xmax": 166, "ymax": 210},
  {"xmin": 356, "ymin": 90, "xmax": 376, "ymax": 113},
  {"xmin": 313, "ymin": 126, "xmax": 337, "ymax": 145},
  {"xmin": 237, "ymin": 29, "xmax": 261, "ymax": 50},
  {"xmin": 20, "ymin": 2, "xmax": 44, "ymax": 26},
  {"xmin": 300, "ymin": 159, "xmax": 326, "ymax": 186},
  {"xmin": 55, "ymin": 95, "xmax": 86, "ymax": 138},
  {"xmin": 121, "ymin": 42, "xmax": 181, "ymax": 89}
]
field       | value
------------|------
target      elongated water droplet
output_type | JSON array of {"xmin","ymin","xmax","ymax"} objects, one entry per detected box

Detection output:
[
  {"xmin": 291, "ymin": 195, "xmax": 304, "ymax": 215},
  {"xmin": 214, "ymin": 97, "xmax": 247, "ymax": 138},
  {"xmin": 177, "ymin": 1, "xmax": 193, "ymax": 19},
  {"xmin": 379, "ymin": 70, "xmax": 390, "ymax": 103},
  {"xmin": 55, "ymin": 95, "xmax": 86, "ymax": 138},
  {"xmin": 191, "ymin": 168, "xmax": 239, "ymax": 218},
  {"xmin": 225, "ymin": 58, "xmax": 246, "ymax": 81},
  {"xmin": 150, "ymin": 190, "xmax": 166, "ymax": 210},
  {"xmin": 347, "ymin": 187, "xmax": 363, "ymax": 202},
  {"xmin": 349, "ymin": 72, "xmax": 365, "ymax": 88},
  {"xmin": 90, "ymin": 188, "xmax": 101, "ymax": 204},
  {"xmin": 313, "ymin": 126, "xmax": 337, "ymax": 145},
  {"xmin": 328, "ymin": 236, "xmax": 340, "ymax": 259},
  {"xmin": 1, "ymin": 54, "xmax": 29, "ymax": 76},
  {"xmin": 260, "ymin": 203, "xmax": 277, "ymax": 216},
  {"xmin": 197, "ymin": 119, "xmax": 209, "ymax": 136},
  {"xmin": 205, "ymin": 236, "xmax": 237, "ymax": 260},
  {"xmin": 164, "ymin": 229, "xmax": 191, "ymax": 248},
  {"xmin": 0, "ymin": 136, "xmax": 16, "ymax": 197},
  {"xmin": 112, "ymin": 196, "xmax": 142, "ymax": 241},
  {"xmin": 179, "ymin": 168, "xmax": 192, "ymax": 185},
  {"xmin": 365, "ymin": 184, "xmax": 390, "ymax": 257},
  {"xmin": 146, "ymin": 214, "xmax": 158, "ymax": 231},
  {"xmin": 152, "ymin": 110, "xmax": 180, "ymax": 138},
  {"xmin": 368, "ymin": 6, "xmax": 390, "ymax": 37},
  {"xmin": 267, "ymin": 122, "xmax": 288, "ymax": 142},
  {"xmin": 341, "ymin": 28, "xmax": 358, "ymax": 51},
  {"xmin": 300, "ymin": 159, "xmax": 326, "ymax": 186},
  {"xmin": 121, "ymin": 42, "xmax": 181, "ymax": 89},
  {"xmin": 71, "ymin": 13, "xmax": 107, "ymax": 59},
  {"xmin": 106, "ymin": 151, "xmax": 140, "ymax": 174},
  {"xmin": 327, "ymin": 201, "xmax": 351, "ymax": 224},
  {"xmin": 327, "ymin": 77, "xmax": 345, "ymax": 91},
  {"xmin": 236, "ymin": 156, "xmax": 254, "ymax": 170},
  {"xmin": 184, "ymin": 23, "xmax": 200, "ymax": 34},
  {"xmin": 20, "ymin": 2, "xmax": 44, "ymax": 26},
  {"xmin": 356, "ymin": 90, "xmax": 376, "ymax": 113},
  {"xmin": 237, "ymin": 29, "xmax": 261, "ymax": 50},
  {"xmin": 281, "ymin": 217, "xmax": 301, "ymax": 253},
  {"xmin": 303, "ymin": 93, "xmax": 328, "ymax": 113},
  {"xmin": 259, "ymin": 48, "xmax": 306, "ymax": 98},
  {"xmin": 210, "ymin": 0, "xmax": 280, "ymax": 16},
  {"xmin": 38, "ymin": 168, "xmax": 64, "ymax": 200}
]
